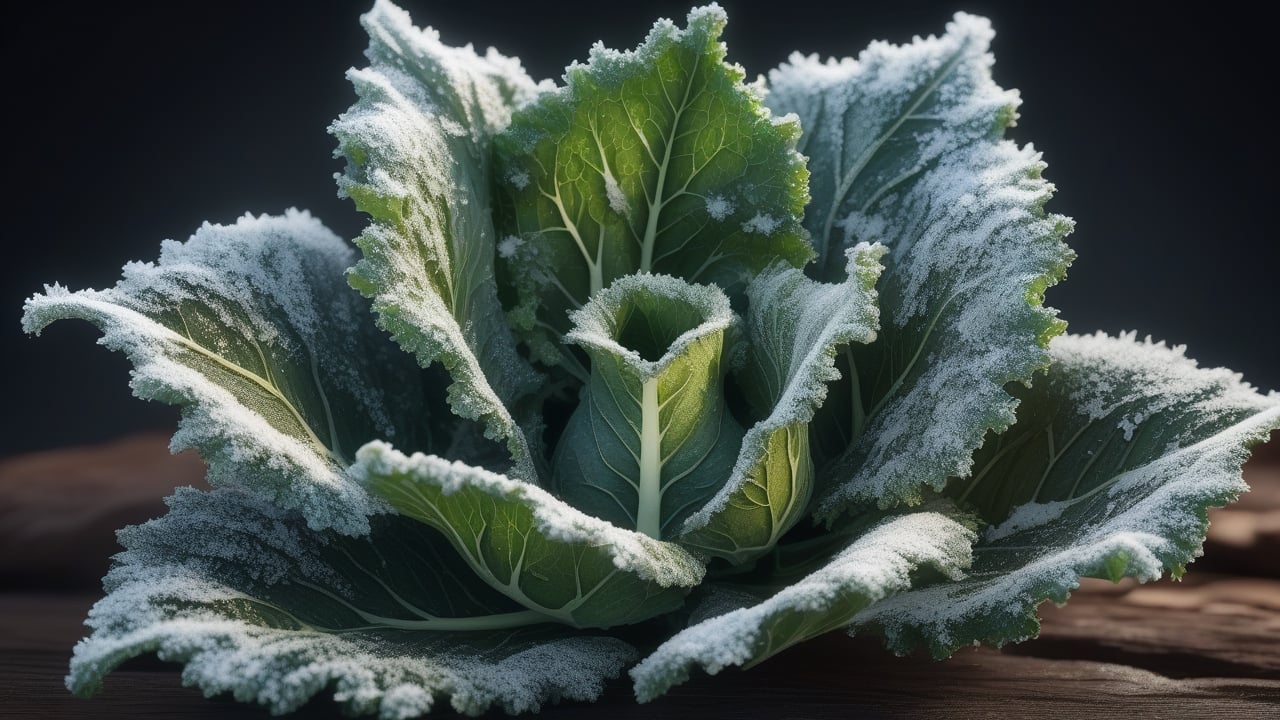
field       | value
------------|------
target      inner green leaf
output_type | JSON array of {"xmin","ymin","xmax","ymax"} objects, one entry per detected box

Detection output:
[
  {"xmin": 679, "ymin": 244, "xmax": 885, "ymax": 563},
  {"xmin": 552, "ymin": 274, "xmax": 745, "ymax": 539},
  {"xmin": 492, "ymin": 4, "xmax": 812, "ymax": 370},
  {"xmin": 356, "ymin": 441, "xmax": 705, "ymax": 629}
]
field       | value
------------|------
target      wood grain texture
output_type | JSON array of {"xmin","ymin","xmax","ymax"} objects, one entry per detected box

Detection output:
[
  {"xmin": 2, "ymin": 578, "xmax": 1278, "ymax": 719},
  {"xmin": 0, "ymin": 432, "xmax": 1277, "ymax": 718}
]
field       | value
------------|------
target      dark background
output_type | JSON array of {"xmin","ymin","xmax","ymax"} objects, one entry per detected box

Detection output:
[{"xmin": 3, "ymin": 0, "xmax": 1275, "ymax": 456}]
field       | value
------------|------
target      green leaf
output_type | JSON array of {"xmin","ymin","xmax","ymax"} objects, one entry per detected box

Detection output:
[
  {"xmin": 22, "ymin": 211, "xmax": 425, "ymax": 535},
  {"xmin": 679, "ymin": 244, "xmax": 886, "ymax": 562},
  {"xmin": 355, "ymin": 441, "xmax": 706, "ymax": 628},
  {"xmin": 551, "ymin": 274, "xmax": 745, "ymax": 540},
  {"xmin": 766, "ymin": 14, "xmax": 1074, "ymax": 516},
  {"xmin": 332, "ymin": 0, "xmax": 546, "ymax": 481},
  {"xmin": 67, "ymin": 488, "xmax": 636, "ymax": 717},
  {"xmin": 630, "ymin": 511, "xmax": 974, "ymax": 701},
  {"xmin": 493, "ymin": 4, "xmax": 812, "ymax": 370},
  {"xmin": 853, "ymin": 332, "xmax": 1280, "ymax": 657}
]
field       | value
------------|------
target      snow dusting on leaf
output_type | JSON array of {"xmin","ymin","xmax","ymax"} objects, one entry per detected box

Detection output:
[
  {"xmin": 332, "ymin": 0, "xmax": 547, "ymax": 482},
  {"xmin": 633, "ymin": 511, "xmax": 973, "ymax": 700},
  {"xmin": 855, "ymin": 333, "xmax": 1280, "ymax": 657},
  {"xmin": 767, "ymin": 13, "xmax": 1074, "ymax": 517},
  {"xmin": 23, "ymin": 211, "xmax": 427, "ymax": 535}
]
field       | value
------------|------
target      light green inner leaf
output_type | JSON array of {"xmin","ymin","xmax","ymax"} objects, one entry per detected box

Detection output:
[
  {"xmin": 552, "ymin": 274, "xmax": 745, "ymax": 540},
  {"xmin": 355, "ymin": 441, "xmax": 706, "ymax": 628},
  {"xmin": 679, "ymin": 244, "xmax": 885, "ymax": 563},
  {"xmin": 493, "ymin": 4, "xmax": 811, "ymax": 371}
]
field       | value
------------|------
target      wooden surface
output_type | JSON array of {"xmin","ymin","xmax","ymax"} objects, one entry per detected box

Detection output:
[{"xmin": 2, "ymin": 435, "xmax": 1278, "ymax": 718}]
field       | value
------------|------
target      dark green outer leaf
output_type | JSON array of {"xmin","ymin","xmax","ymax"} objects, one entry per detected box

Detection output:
[
  {"xmin": 631, "ymin": 511, "xmax": 974, "ymax": 701},
  {"xmin": 22, "ymin": 211, "xmax": 427, "ymax": 535},
  {"xmin": 853, "ymin": 332, "xmax": 1280, "ymax": 657},
  {"xmin": 766, "ymin": 13, "xmax": 1074, "ymax": 516},
  {"xmin": 66, "ymin": 487, "xmax": 636, "ymax": 717}
]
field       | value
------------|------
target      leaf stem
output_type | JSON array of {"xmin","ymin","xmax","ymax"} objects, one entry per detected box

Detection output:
[{"xmin": 637, "ymin": 377, "xmax": 664, "ymax": 538}]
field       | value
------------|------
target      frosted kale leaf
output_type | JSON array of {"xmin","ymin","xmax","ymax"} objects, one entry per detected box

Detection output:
[
  {"xmin": 67, "ymin": 488, "xmax": 636, "ymax": 716},
  {"xmin": 332, "ymin": 0, "xmax": 546, "ymax": 480},
  {"xmin": 551, "ymin": 274, "xmax": 745, "ymax": 539},
  {"xmin": 766, "ymin": 14, "xmax": 1074, "ymax": 516},
  {"xmin": 633, "ymin": 510, "xmax": 973, "ymax": 699},
  {"xmin": 492, "ymin": 4, "xmax": 811, "ymax": 373},
  {"xmin": 26, "ymin": 2, "xmax": 1276, "ymax": 717},
  {"xmin": 22, "ymin": 211, "xmax": 426, "ymax": 535},
  {"xmin": 679, "ymin": 243, "xmax": 885, "ymax": 562},
  {"xmin": 855, "ymin": 333, "xmax": 1280, "ymax": 657},
  {"xmin": 355, "ymin": 442, "xmax": 705, "ymax": 627}
]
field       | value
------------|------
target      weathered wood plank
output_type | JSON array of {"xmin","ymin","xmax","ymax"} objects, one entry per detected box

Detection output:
[
  {"xmin": 2, "ymin": 433, "xmax": 1277, "ymax": 717},
  {"xmin": 3, "ymin": 580, "xmax": 1279, "ymax": 719}
]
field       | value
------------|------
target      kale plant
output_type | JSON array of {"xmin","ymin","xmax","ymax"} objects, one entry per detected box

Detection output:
[{"xmin": 23, "ymin": 2, "xmax": 1279, "ymax": 716}]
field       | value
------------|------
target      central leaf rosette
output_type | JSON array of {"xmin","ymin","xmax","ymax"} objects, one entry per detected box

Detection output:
[
  {"xmin": 553, "ymin": 275, "xmax": 745, "ymax": 539},
  {"xmin": 27, "ymin": 2, "xmax": 1280, "ymax": 717}
]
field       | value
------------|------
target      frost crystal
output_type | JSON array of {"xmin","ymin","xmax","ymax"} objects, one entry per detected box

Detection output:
[
  {"xmin": 498, "ymin": 235, "xmax": 524, "ymax": 258},
  {"xmin": 741, "ymin": 213, "xmax": 781, "ymax": 234},
  {"xmin": 704, "ymin": 194, "xmax": 734, "ymax": 220}
]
